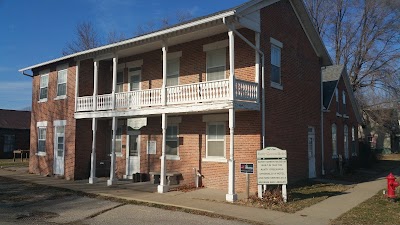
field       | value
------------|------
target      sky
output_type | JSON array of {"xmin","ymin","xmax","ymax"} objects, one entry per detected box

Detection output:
[{"xmin": 0, "ymin": 0, "xmax": 248, "ymax": 110}]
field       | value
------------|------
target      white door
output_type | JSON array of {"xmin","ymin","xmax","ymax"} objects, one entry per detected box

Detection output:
[
  {"xmin": 308, "ymin": 127, "xmax": 316, "ymax": 178},
  {"xmin": 126, "ymin": 130, "xmax": 140, "ymax": 179},
  {"xmin": 54, "ymin": 126, "xmax": 65, "ymax": 175}
]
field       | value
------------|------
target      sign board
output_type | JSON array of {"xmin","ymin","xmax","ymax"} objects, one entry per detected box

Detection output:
[
  {"xmin": 257, "ymin": 147, "xmax": 287, "ymax": 185},
  {"xmin": 128, "ymin": 117, "xmax": 147, "ymax": 130},
  {"xmin": 147, "ymin": 141, "xmax": 156, "ymax": 154},
  {"xmin": 240, "ymin": 163, "xmax": 254, "ymax": 174}
]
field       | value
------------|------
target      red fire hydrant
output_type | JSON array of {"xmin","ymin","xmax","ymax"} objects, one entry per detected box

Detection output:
[{"xmin": 386, "ymin": 173, "xmax": 399, "ymax": 199}]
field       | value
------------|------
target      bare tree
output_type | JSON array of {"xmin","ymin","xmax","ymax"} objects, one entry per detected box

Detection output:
[
  {"xmin": 62, "ymin": 22, "xmax": 102, "ymax": 56},
  {"xmin": 107, "ymin": 30, "xmax": 126, "ymax": 44},
  {"xmin": 305, "ymin": 0, "xmax": 400, "ymax": 94},
  {"xmin": 176, "ymin": 10, "xmax": 193, "ymax": 23}
]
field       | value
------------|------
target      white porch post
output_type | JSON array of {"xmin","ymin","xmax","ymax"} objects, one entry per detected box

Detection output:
[
  {"xmin": 158, "ymin": 113, "xmax": 169, "ymax": 193},
  {"xmin": 74, "ymin": 61, "xmax": 80, "ymax": 112},
  {"xmin": 226, "ymin": 29, "xmax": 237, "ymax": 202},
  {"xmin": 108, "ymin": 116, "xmax": 117, "ymax": 186},
  {"xmin": 255, "ymin": 32, "xmax": 260, "ymax": 84},
  {"xmin": 93, "ymin": 60, "xmax": 99, "ymax": 111},
  {"xmin": 112, "ymin": 56, "xmax": 118, "ymax": 109},
  {"xmin": 89, "ymin": 117, "xmax": 97, "ymax": 184},
  {"xmin": 161, "ymin": 42, "xmax": 168, "ymax": 106}
]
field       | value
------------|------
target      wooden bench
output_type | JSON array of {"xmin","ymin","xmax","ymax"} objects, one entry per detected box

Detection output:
[
  {"xmin": 13, "ymin": 150, "xmax": 30, "ymax": 162},
  {"xmin": 149, "ymin": 171, "xmax": 181, "ymax": 185}
]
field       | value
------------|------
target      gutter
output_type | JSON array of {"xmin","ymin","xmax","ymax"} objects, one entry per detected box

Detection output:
[
  {"xmin": 223, "ymin": 18, "xmax": 266, "ymax": 148},
  {"xmin": 22, "ymin": 70, "xmax": 33, "ymax": 78}
]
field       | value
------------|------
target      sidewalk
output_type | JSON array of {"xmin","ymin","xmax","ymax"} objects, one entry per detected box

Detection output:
[{"xmin": 0, "ymin": 167, "xmax": 397, "ymax": 225}]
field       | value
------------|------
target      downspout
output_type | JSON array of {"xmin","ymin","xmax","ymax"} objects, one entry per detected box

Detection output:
[
  {"xmin": 22, "ymin": 70, "xmax": 34, "ymax": 78},
  {"xmin": 321, "ymin": 67, "xmax": 325, "ymax": 175},
  {"xmin": 223, "ymin": 18, "xmax": 266, "ymax": 148}
]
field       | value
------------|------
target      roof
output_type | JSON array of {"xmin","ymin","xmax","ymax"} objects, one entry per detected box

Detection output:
[
  {"xmin": 19, "ymin": 0, "xmax": 332, "ymax": 72},
  {"xmin": 0, "ymin": 109, "xmax": 31, "ymax": 130}
]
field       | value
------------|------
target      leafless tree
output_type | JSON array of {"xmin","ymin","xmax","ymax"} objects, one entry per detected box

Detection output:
[
  {"xmin": 107, "ymin": 30, "xmax": 126, "ymax": 44},
  {"xmin": 62, "ymin": 22, "xmax": 102, "ymax": 56},
  {"xmin": 305, "ymin": 0, "xmax": 400, "ymax": 94}
]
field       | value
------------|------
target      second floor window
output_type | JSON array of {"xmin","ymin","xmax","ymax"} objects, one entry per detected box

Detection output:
[
  {"xmin": 167, "ymin": 59, "xmax": 179, "ymax": 86},
  {"xmin": 335, "ymin": 87, "xmax": 339, "ymax": 113},
  {"xmin": 206, "ymin": 48, "xmax": 226, "ymax": 81},
  {"xmin": 39, "ymin": 74, "xmax": 49, "ymax": 101},
  {"xmin": 342, "ymin": 91, "xmax": 347, "ymax": 115},
  {"xmin": 332, "ymin": 124, "xmax": 337, "ymax": 157},
  {"xmin": 57, "ymin": 68, "xmax": 67, "ymax": 97},
  {"xmin": 129, "ymin": 67, "xmax": 141, "ymax": 91},
  {"xmin": 116, "ymin": 70, "xmax": 124, "ymax": 93},
  {"xmin": 271, "ymin": 44, "xmax": 281, "ymax": 84}
]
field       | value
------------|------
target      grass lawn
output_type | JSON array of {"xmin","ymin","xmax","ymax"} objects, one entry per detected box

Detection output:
[
  {"xmin": 0, "ymin": 159, "xmax": 29, "ymax": 168},
  {"xmin": 237, "ymin": 181, "xmax": 353, "ymax": 213},
  {"xmin": 331, "ymin": 190, "xmax": 400, "ymax": 225}
]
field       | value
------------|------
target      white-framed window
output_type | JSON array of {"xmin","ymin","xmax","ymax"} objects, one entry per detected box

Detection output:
[
  {"xmin": 56, "ymin": 67, "xmax": 67, "ymax": 98},
  {"xmin": 270, "ymin": 44, "xmax": 281, "ymax": 85},
  {"xmin": 335, "ymin": 88, "xmax": 339, "ymax": 113},
  {"xmin": 342, "ymin": 91, "xmax": 347, "ymax": 115},
  {"xmin": 3, "ymin": 134, "xmax": 15, "ymax": 153},
  {"xmin": 116, "ymin": 69, "xmax": 124, "ymax": 93},
  {"xmin": 332, "ymin": 124, "xmax": 337, "ymax": 157},
  {"xmin": 344, "ymin": 125, "xmax": 349, "ymax": 159},
  {"xmin": 115, "ymin": 125, "xmax": 123, "ymax": 154},
  {"xmin": 39, "ymin": 73, "xmax": 49, "ymax": 101},
  {"xmin": 167, "ymin": 58, "xmax": 180, "ymax": 86},
  {"xmin": 351, "ymin": 126, "xmax": 356, "ymax": 155},
  {"xmin": 206, "ymin": 122, "xmax": 225, "ymax": 158},
  {"xmin": 206, "ymin": 48, "xmax": 226, "ymax": 81},
  {"xmin": 166, "ymin": 125, "xmax": 179, "ymax": 156},
  {"xmin": 38, "ymin": 127, "xmax": 46, "ymax": 154},
  {"xmin": 128, "ymin": 67, "xmax": 141, "ymax": 91}
]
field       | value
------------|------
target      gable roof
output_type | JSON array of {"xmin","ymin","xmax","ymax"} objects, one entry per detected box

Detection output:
[
  {"xmin": 0, "ymin": 109, "xmax": 31, "ymax": 130},
  {"xmin": 19, "ymin": 0, "xmax": 331, "ymax": 73},
  {"xmin": 322, "ymin": 65, "xmax": 363, "ymax": 123}
]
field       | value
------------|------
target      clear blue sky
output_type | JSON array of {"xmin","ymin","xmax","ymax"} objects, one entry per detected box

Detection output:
[{"xmin": 0, "ymin": 0, "xmax": 248, "ymax": 110}]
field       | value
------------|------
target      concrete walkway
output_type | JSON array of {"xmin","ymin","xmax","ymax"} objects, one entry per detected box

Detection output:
[{"xmin": 0, "ymin": 167, "xmax": 398, "ymax": 225}]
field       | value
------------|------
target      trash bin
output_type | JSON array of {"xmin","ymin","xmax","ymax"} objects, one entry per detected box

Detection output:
[{"xmin": 133, "ymin": 173, "xmax": 141, "ymax": 183}]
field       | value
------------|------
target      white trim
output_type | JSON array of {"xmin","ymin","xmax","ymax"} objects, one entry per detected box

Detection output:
[
  {"xmin": 270, "ymin": 37, "xmax": 283, "ymax": 48},
  {"xmin": 203, "ymin": 40, "xmax": 229, "ymax": 52},
  {"xmin": 202, "ymin": 157, "xmax": 227, "ymax": 163},
  {"xmin": 56, "ymin": 67, "xmax": 68, "ymax": 99},
  {"xmin": 206, "ymin": 122, "xmax": 226, "ymax": 159},
  {"xmin": 36, "ymin": 121, "xmax": 48, "ymax": 127},
  {"xmin": 53, "ymin": 120, "xmax": 67, "ymax": 127},
  {"xmin": 336, "ymin": 112, "xmax": 343, "ymax": 117},
  {"xmin": 126, "ymin": 59, "xmax": 143, "ymax": 68},
  {"xmin": 161, "ymin": 51, "xmax": 182, "ymax": 60},
  {"xmin": 270, "ymin": 82, "xmax": 283, "ymax": 90},
  {"xmin": 54, "ymin": 96, "xmax": 67, "ymax": 100},
  {"xmin": 202, "ymin": 114, "xmax": 228, "ymax": 122},
  {"xmin": 165, "ymin": 155, "xmax": 181, "ymax": 160},
  {"xmin": 36, "ymin": 152, "xmax": 47, "ymax": 157},
  {"xmin": 94, "ymin": 53, "xmax": 115, "ymax": 62}
]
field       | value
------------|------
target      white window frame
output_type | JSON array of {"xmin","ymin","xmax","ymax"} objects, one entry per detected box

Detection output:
[
  {"xmin": 165, "ymin": 124, "xmax": 180, "ymax": 160},
  {"xmin": 36, "ymin": 121, "xmax": 47, "ymax": 156},
  {"xmin": 39, "ymin": 72, "xmax": 49, "ymax": 102},
  {"xmin": 351, "ymin": 126, "xmax": 357, "ymax": 156},
  {"xmin": 116, "ymin": 68, "xmax": 124, "ymax": 93},
  {"xmin": 166, "ymin": 58, "xmax": 180, "ymax": 86},
  {"xmin": 204, "ymin": 122, "xmax": 226, "ymax": 162},
  {"xmin": 115, "ymin": 124, "xmax": 123, "ymax": 157},
  {"xmin": 332, "ymin": 124, "xmax": 337, "ymax": 158},
  {"xmin": 344, "ymin": 125, "xmax": 349, "ymax": 159},
  {"xmin": 55, "ymin": 65, "xmax": 68, "ymax": 99},
  {"xmin": 206, "ymin": 48, "xmax": 226, "ymax": 81},
  {"xmin": 335, "ymin": 88, "xmax": 341, "ymax": 116},
  {"xmin": 342, "ymin": 90, "xmax": 347, "ymax": 115},
  {"xmin": 270, "ymin": 37, "xmax": 283, "ymax": 90}
]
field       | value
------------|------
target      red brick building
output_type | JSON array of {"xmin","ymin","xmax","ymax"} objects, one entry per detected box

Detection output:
[
  {"xmin": 20, "ymin": 0, "xmax": 339, "ymax": 202},
  {"xmin": 322, "ymin": 65, "xmax": 362, "ymax": 174}
]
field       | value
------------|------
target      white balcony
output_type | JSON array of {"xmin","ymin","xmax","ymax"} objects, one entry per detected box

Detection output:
[{"xmin": 76, "ymin": 78, "xmax": 258, "ymax": 113}]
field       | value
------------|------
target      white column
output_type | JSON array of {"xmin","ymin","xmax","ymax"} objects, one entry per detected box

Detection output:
[
  {"xmin": 112, "ymin": 56, "xmax": 118, "ymax": 110},
  {"xmin": 158, "ymin": 113, "xmax": 169, "ymax": 193},
  {"xmin": 93, "ymin": 60, "xmax": 99, "ymax": 111},
  {"xmin": 75, "ymin": 61, "xmax": 80, "ymax": 112},
  {"xmin": 161, "ymin": 42, "xmax": 168, "ymax": 106},
  {"xmin": 228, "ymin": 30, "xmax": 235, "ymax": 101},
  {"xmin": 226, "ymin": 108, "xmax": 237, "ymax": 202},
  {"xmin": 255, "ymin": 32, "xmax": 260, "ymax": 84},
  {"xmin": 89, "ymin": 117, "xmax": 97, "ymax": 184},
  {"xmin": 108, "ymin": 117, "xmax": 117, "ymax": 186}
]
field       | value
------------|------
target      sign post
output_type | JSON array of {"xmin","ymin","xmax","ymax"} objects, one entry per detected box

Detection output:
[
  {"xmin": 240, "ymin": 163, "xmax": 254, "ymax": 199},
  {"xmin": 256, "ymin": 147, "xmax": 288, "ymax": 202}
]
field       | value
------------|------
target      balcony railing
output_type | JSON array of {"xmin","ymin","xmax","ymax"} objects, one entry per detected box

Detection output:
[{"xmin": 76, "ymin": 78, "xmax": 258, "ymax": 112}]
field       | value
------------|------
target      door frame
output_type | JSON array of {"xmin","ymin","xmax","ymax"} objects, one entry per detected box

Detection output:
[
  {"xmin": 124, "ymin": 129, "xmax": 140, "ymax": 179},
  {"xmin": 308, "ymin": 126, "xmax": 316, "ymax": 178},
  {"xmin": 53, "ymin": 124, "xmax": 65, "ymax": 176}
]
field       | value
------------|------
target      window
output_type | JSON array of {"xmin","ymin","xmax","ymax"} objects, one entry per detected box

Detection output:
[
  {"xmin": 351, "ymin": 126, "xmax": 356, "ymax": 155},
  {"xmin": 344, "ymin": 125, "xmax": 349, "ymax": 159},
  {"xmin": 335, "ymin": 88, "xmax": 339, "ymax": 113},
  {"xmin": 167, "ymin": 59, "xmax": 179, "ymax": 86},
  {"xmin": 38, "ymin": 127, "xmax": 46, "ymax": 154},
  {"xmin": 332, "ymin": 124, "xmax": 337, "ymax": 157},
  {"xmin": 56, "ymin": 68, "xmax": 67, "ymax": 97},
  {"xmin": 270, "ymin": 44, "xmax": 281, "ymax": 84},
  {"xmin": 116, "ymin": 69, "xmax": 124, "ymax": 93},
  {"xmin": 342, "ymin": 91, "xmax": 347, "ymax": 115},
  {"xmin": 55, "ymin": 126, "xmax": 65, "ymax": 157},
  {"xmin": 3, "ymin": 135, "xmax": 15, "ymax": 153},
  {"xmin": 206, "ymin": 122, "xmax": 225, "ymax": 158},
  {"xmin": 128, "ymin": 67, "xmax": 140, "ymax": 91},
  {"xmin": 206, "ymin": 48, "xmax": 226, "ymax": 81},
  {"xmin": 115, "ymin": 125, "xmax": 123, "ymax": 154},
  {"xmin": 39, "ymin": 74, "xmax": 49, "ymax": 101},
  {"xmin": 166, "ymin": 125, "xmax": 179, "ymax": 156}
]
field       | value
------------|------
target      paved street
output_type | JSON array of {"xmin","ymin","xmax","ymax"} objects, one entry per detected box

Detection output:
[{"xmin": 0, "ymin": 176, "xmax": 250, "ymax": 225}]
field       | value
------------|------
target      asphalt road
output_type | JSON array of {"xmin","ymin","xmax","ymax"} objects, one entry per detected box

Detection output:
[{"xmin": 0, "ymin": 176, "xmax": 250, "ymax": 225}]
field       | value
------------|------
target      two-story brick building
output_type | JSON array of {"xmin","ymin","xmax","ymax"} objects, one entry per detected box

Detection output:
[{"xmin": 20, "ymin": 0, "xmax": 337, "ymax": 202}]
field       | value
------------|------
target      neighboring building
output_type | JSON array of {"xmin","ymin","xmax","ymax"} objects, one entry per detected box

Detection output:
[
  {"xmin": 322, "ymin": 65, "xmax": 362, "ymax": 173},
  {"xmin": 0, "ymin": 109, "xmax": 31, "ymax": 158},
  {"xmin": 19, "ymin": 0, "xmax": 333, "ymax": 202}
]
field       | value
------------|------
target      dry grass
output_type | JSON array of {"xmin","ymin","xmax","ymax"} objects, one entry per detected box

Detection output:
[
  {"xmin": 237, "ymin": 181, "xmax": 353, "ymax": 213},
  {"xmin": 331, "ymin": 190, "xmax": 400, "ymax": 225},
  {"xmin": 0, "ymin": 159, "xmax": 29, "ymax": 168}
]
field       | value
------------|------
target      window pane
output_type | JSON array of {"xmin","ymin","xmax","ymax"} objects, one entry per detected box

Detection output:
[
  {"xmin": 271, "ymin": 45, "xmax": 281, "ymax": 66},
  {"xmin": 208, "ymin": 141, "xmax": 224, "ymax": 157},
  {"xmin": 58, "ymin": 70, "xmax": 67, "ymax": 83},
  {"xmin": 207, "ymin": 48, "xmax": 225, "ymax": 68},
  {"xmin": 166, "ymin": 141, "xmax": 178, "ymax": 155},
  {"xmin": 39, "ymin": 128, "xmax": 46, "ymax": 139},
  {"xmin": 40, "ymin": 87, "xmax": 48, "ymax": 100},
  {"xmin": 57, "ymin": 83, "xmax": 66, "ymax": 96},
  {"xmin": 271, "ymin": 65, "xmax": 280, "ymax": 84},
  {"xmin": 166, "ymin": 76, "xmax": 178, "ymax": 86},
  {"xmin": 216, "ymin": 124, "xmax": 225, "ymax": 139},
  {"xmin": 116, "ymin": 84, "xmax": 123, "ymax": 93},
  {"xmin": 129, "ymin": 135, "xmax": 138, "ymax": 156},
  {"xmin": 115, "ymin": 140, "xmax": 122, "ymax": 153},
  {"xmin": 56, "ymin": 126, "xmax": 65, "ymax": 134},
  {"xmin": 130, "ymin": 75, "xmax": 140, "ymax": 91},
  {"xmin": 208, "ymin": 125, "xmax": 217, "ymax": 139},
  {"xmin": 117, "ymin": 71, "xmax": 124, "ymax": 84},
  {"xmin": 167, "ymin": 59, "xmax": 179, "ymax": 75},
  {"xmin": 167, "ymin": 126, "xmax": 177, "ymax": 138},
  {"xmin": 40, "ymin": 75, "xmax": 48, "ymax": 87},
  {"xmin": 38, "ymin": 140, "xmax": 46, "ymax": 152},
  {"xmin": 207, "ymin": 66, "xmax": 225, "ymax": 81},
  {"xmin": 58, "ymin": 137, "xmax": 64, "ymax": 145}
]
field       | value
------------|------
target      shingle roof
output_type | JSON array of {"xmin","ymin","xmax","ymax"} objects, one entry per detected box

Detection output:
[
  {"xmin": 0, "ymin": 109, "xmax": 31, "ymax": 130},
  {"xmin": 322, "ymin": 65, "xmax": 344, "ymax": 109}
]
